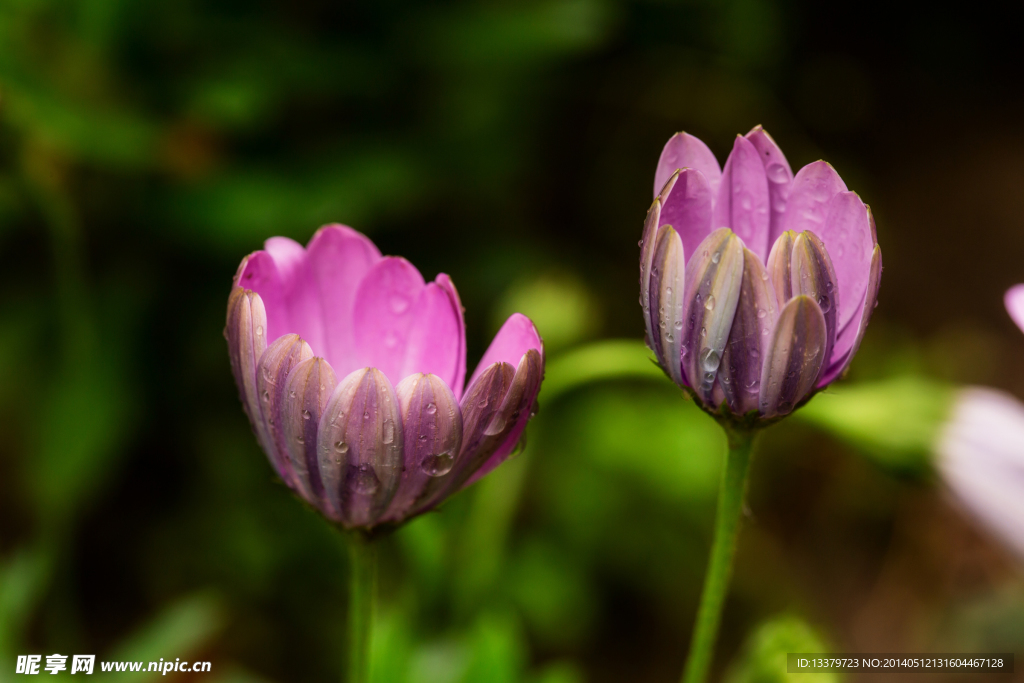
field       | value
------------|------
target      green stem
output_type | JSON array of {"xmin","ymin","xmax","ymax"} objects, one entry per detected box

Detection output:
[
  {"xmin": 681, "ymin": 427, "xmax": 757, "ymax": 683},
  {"xmin": 347, "ymin": 533, "xmax": 377, "ymax": 683}
]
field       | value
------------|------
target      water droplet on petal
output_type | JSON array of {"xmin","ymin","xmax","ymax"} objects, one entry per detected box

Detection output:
[
  {"xmin": 826, "ymin": 281, "xmax": 834, "ymax": 293},
  {"xmin": 348, "ymin": 465, "xmax": 380, "ymax": 494},
  {"xmin": 711, "ymin": 251, "xmax": 721, "ymax": 264},
  {"xmin": 425, "ymin": 402, "xmax": 437, "ymax": 415},
  {"xmin": 296, "ymin": 435, "xmax": 305, "ymax": 444},
  {"xmin": 700, "ymin": 326, "xmax": 707, "ymax": 338},
  {"xmin": 817, "ymin": 295, "xmax": 831, "ymax": 313},
  {"xmin": 389, "ymin": 295, "xmax": 409, "ymax": 314},
  {"xmin": 302, "ymin": 409, "xmax": 311, "ymax": 420},
  {"xmin": 262, "ymin": 390, "xmax": 270, "ymax": 402},
  {"xmin": 757, "ymin": 308, "xmax": 767, "ymax": 319},
  {"xmin": 699, "ymin": 348, "xmax": 721, "ymax": 373},
  {"xmin": 363, "ymin": 410, "xmax": 370, "ymax": 420},
  {"xmin": 705, "ymin": 295, "xmax": 716, "ymax": 312},
  {"xmin": 766, "ymin": 163, "xmax": 789, "ymax": 183},
  {"xmin": 420, "ymin": 452, "xmax": 455, "ymax": 477},
  {"xmin": 255, "ymin": 326, "xmax": 263, "ymax": 336},
  {"xmin": 334, "ymin": 440, "xmax": 349, "ymax": 454}
]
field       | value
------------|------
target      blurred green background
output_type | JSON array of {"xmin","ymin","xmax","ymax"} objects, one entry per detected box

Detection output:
[{"xmin": 1, "ymin": 0, "xmax": 1024, "ymax": 681}]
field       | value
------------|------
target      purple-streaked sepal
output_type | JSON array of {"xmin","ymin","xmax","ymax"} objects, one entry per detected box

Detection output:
[
  {"xmin": 648, "ymin": 225, "xmax": 687, "ymax": 384},
  {"xmin": 317, "ymin": 368, "xmax": 402, "ymax": 528},
  {"xmin": 640, "ymin": 190, "xmax": 667, "ymax": 353},
  {"xmin": 719, "ymin": 249, "xmax": 779, "ymax": 414},
  {"xmin": 256, "ymin": 334, "xmax": 313, "ymax": 486},
  {"xmin": 282, "ymin": 357, "xmax": 338, "ymax": 507},
  {"xmin": 759, "ymin": 295, "xmax": 827, "ymax": 418},
  {"xmin": 790, "ymin": 231, "xmax": 838, "ymax": 384},
  {"xmin": 226, "ymin": 288, "xmax": 271, "ymax": 453},
  {"xmin": 682, "ymin": 229, "xmax": 745, "ymax": 402},
  {"xmin": 382, "ymin": 374, "xmax": 463, "ymax": 522},
  {"xmin": 766, "ymin": 231, "xmax": 795, "ymax": 306}
]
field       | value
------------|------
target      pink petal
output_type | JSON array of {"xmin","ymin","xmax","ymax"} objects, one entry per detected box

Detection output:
[
  {"xmin": 400, "ymin": 277, "xmax": 464, "ymax": 394},
  {"xmin": 351, "ymin": 257, "xmax": 427, "ymax": 386},
  {"xmin": 819, "ymin": 243, "xmax": 882, "ymax": 386},
  {"xmin": 781, "ymin": 161, "xmax": 848, "ymax": 237},
  {"xmin": 264, "ymin": 237, "xmax": 325, "ymax": 356},
  {"xmin": 654, "ymin": 132, "xmax": 722, "ymax": 199},
  {"xmin": 234, "ymin": 252, "xmax": 289, "ymax": 344},
  {"xmin": 744, "ymin": 126, "xmax": 793, "ymax": 245},
  {"xmin": 818, "ymin": 192, "xmax": 875, "ymax": 332},
  {"xmin": 659, "ymin": 168, "xmax": 714, "ymax": 264},
  {"xmin": 467, "ymin": 313, "xmax": 543, "ymax": 390},
  {"xmin": 1006, "ymin": 284, "xmax": 1024, "ymax": 335},
  {"xmin": 306, "ymin": 224, "xmax": 382, "ymax": 373},
  {"xmin": 713, "ymin": 135, "xmax": 771, "ymax": 262},
  {"xmin": 434, "ymin": 274, "xmax": 467, "ymax": 398}
]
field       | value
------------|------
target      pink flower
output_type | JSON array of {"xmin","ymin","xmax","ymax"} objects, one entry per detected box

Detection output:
[
  {"xmin": 1006, "ymin": 284, "xmax": 1024, "ymax": 335},
  {"xmin": 938, "ymin": 387, "xmax": 1024, "ymax": 560},
  {"xmin": 225, "ymin": 225, "xmax": 543, "ymax": 529},
  {"xmin": 640, "ymin": 126, "xmax": 882, "ymax": 423}
]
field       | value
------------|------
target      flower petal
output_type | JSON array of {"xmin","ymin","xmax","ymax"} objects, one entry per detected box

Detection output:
[
  {"xmin": 791, "ymin": 231, "xmax": 838, "ymax": 384},
  {"xmin": 765, "ymin": 231, "xmax": 795, "ymax": 305},
  {"xmin": 317, "ymin": 368, "xmax": 403, "ymax": 528},
  {"xmin": 819, "ymin": 243, "xmax": 882, "ymax": 386},
  {"xmin": 1005, "ymin": 284, "xmax": 1024, "ymax": 335},
  {"xmin": 659, "ymin": 167, "xmax": 714, "ymax": 262},
  {"xmin": 640, "ymin": 194, "xmax": 664, "ymax": 352},
  {"xmin": 382, "ymin": 373, "xmax": 463, "ymax": 522},
  {"xmin": 462, "ymin": 348, "xmax": 543, "ymax": 488},
  {"xmin": 745, "ymin": 125, "xmax": 793, "ymax": 245},
  {"xmin": 647, "ymin": 225, "xmax": 687, "ymax": 384},
  {"xmin": 305, "ymin": 224, "xmax": 382, "ymax": 374},
  {"xmin": 351, "ymin": 257, "xmax": 427, "ymax": 386},
  {"xmin": 713, "ymin": 135, "xmax": 771, "ymax": 262},
  {"xmin": 467, "ymin": 313, "xmax": 543, "ymax": 390},
  {"xmin": 234, "ymin": 252, "xmax": 288, "ymax": 344},
  {"xmin": 817, "ymin": 192, "xmax": 875, "ymax": 332},
  {"xmin": 719, "ymin": 249, "xmax": 779, "ymax": 415},
  {"xmin": 654, "ymin": 131, "xmax": 722, "ymax": 199},
  {"xmin": 225, "ymin": 288, "xmax": 270, "ymax": 453},
  {"xmin": 256, "ymin": 334, "xmax": 313, "ymax": 487},
  {"xmin": 433, "ymin": 274, "xmax": 467, "ymax": 399},
  {"xmin": 282, "ymin": 357, "xmax": 338, "ymax": 508},
  {"xmin": 399, "ymin": 278, "xmax": 464, "ymax": 393},
  {"xmin": 781, "ymin": 161, "xmax": 847, "ymax": 236},
  {"xmin": 265, "ymin": 236, "xmax": 326, "ymax": 356},
  {"xmin": 682, "ymin": 229, "xmax": 745, "ymax": 401},
  {"xmin": 758, "ymin": 295, "xmax": 827, "ymax": 418}
]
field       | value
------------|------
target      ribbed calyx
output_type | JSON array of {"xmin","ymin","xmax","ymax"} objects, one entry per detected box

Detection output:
[
  {"xmin": 641, "ymin": 126, "xmax": 882, "ymax": 426},
  {"xmin": 226, "ymin": 225, "xmax": 544, "ymax": 530}
]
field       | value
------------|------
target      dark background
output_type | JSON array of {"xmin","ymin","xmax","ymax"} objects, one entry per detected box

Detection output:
[{"xmin": 1, "ymin": 1, "xmax": 1023, "ymax": 681}]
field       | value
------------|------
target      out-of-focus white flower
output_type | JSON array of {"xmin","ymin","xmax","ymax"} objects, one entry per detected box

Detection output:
[{"xmin": 937, "ymin": 387, "xmax": 1024, "ymax": 559}]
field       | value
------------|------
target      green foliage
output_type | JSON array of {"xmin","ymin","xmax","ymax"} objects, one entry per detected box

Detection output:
[{"xmin": 725, "ymin": 615, "xmax": 838, "ymax": 683}]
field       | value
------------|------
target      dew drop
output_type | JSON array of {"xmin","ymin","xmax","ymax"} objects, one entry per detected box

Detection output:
[
  {"xmin": 826, "ymin": 281, "xmax": 834, "ymax": 293},
  {"xmin": 389, "ymin": 295, "xmax": 409, "ymax": 314},
  {"xmin": 425, "ymin": 402, "xmax": 437, "ymax": 415},
  {"xmin": 302, "ymin": 409, "xmax": 311, "ymax": 420},
  {"xmin": 817, "ymin": 295, "xmax": 831, "ymax": 313},
  {"xmin": 289, "ymin": 390, "xmax": 296, "ymax": 398},
  {"xmin": 363, "ymin": 410, "xmax": 370, "ymax": 420},
  {"xmin": 296, "ymin": 435, "xmax": 305, "ymax": 444},
  {"xmin": 757, "ymin": 308, "xmax": 767, "ymax": 319},
  {"xmin": 681, "ymin": 344, "xmax": 689, "ymax": 356},
  {"xmin": 418, "ymin": 434, "xmax": 428, "ymax": 442},
  {"xmin": 334, "ymin": 440, "xmax": 349, "ymax": 454},
  {"xmin": 420, "ymin": 452, "xmax": 455, "ymax": 477},
  {"xmin": 699, "ymin": 348, "xmax": 721, "ymax": 373},
  {"xmin": 700, "ymin": 326, "xmax": 707, "ymax": 338},
  {"xmin": 705, "ymin": 295, "xmax": 716, "ymax": 312},
  {"xmin": 666, "ymin": 286, "xmax": 673, "ymax": 295},
  {"xmin": 674, "ymin": 320, "xmax": 683, "ymax": 330},
  {"xmin": 348, "ymin": 465, "xmax": 380, "ymax": 495},
  {"xmin": 262, "ymin": 390, "xmax": 270, "ymax": 402},
  {"xmin": 711, "ymin": 251, "xmax": 721, "ymax": 264},
  {"xmin": 255, "ymin": 325, "xmax": 263, "ymax": 336},
  {"xmin": 766, "ymin": 163, "xmax": 789, "ymax": 183}
]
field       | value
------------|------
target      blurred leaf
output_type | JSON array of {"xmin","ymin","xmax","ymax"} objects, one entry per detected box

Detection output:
[
  {"xmin": 0, "ymin": 548, "xmax": 51, "ymax": 661},
  {"xmin": 459, "ymin": 613, "xmax": 526, "ymax": 683},
  {"xmin": 508, "ymin": 539, "xmax": 596, "ymax": 647},
  {"xmin": 725, "ymin": 614, "xmax": 839, "ymax": 683},
  {"xmin": 795, "ymin": 376, "xmax": 954, "ymax": 474},
  {"xmin": 371, "ymin": 609, "xmax": 415, "ymax": 683},
  {"xmin": 541, "ymin": 339, "xmax": 669, "ymax": 402},
  {"xmin": 97, "ymin": 593, "xmax": 224, "ymax": 683},
  {"xmin": 531, "ymin": 661, "xmax": 585, "ymax": 683}
]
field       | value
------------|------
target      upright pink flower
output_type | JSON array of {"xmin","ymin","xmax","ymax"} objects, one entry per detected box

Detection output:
[
  {"xmin": 225, "ymin": 225, "xmax": 543, "ymax": 530},
  {"xmin": 640, "ymin": 126, "xmax": 882, "ymax": 423}
]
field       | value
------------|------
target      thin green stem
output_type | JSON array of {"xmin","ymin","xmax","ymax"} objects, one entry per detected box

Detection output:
[
  {"xmin": 681, "ymin": 427, "xmax": 757, "ymax": 683},
  {"xmin": 347, "ymin": 533, "xmax": 377, "ymax": 683}
]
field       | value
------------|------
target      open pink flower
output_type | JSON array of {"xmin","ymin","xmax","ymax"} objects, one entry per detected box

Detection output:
[
  {"xmin": 640, "ymin": 126, "xmax": 882, "ymax": 423},
  {"xmin": 226, "ymin": 225, "xmax": 543, "ymax": 529}
]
